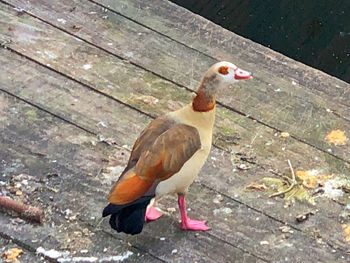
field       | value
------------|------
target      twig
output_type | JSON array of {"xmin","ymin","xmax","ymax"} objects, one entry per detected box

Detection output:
[
  {"xmin": 269, "ymin": 159, "xmax": 297, "ymax": 198},
  {"xmin": 0, "ymin": 195, "xmax": 44, "ymax": 223}
]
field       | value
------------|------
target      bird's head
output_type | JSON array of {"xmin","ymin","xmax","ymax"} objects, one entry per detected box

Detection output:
[
  {"xmin": 193, "ymin": 61, "xmax": 251, "ymax": 112},
  {"xmin": 212, "ymin": 61, "xmax": 252, "ymax": 82}
]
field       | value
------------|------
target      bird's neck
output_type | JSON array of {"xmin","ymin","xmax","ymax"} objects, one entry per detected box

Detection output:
[{"xmin": 192, "ymin": 87, "xmax": 216, "ymax": 112}]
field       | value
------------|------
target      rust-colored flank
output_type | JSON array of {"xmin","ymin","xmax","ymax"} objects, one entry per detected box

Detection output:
[{"xmin": 218, "ymin": 65, "xmax": 229, "ymax": 75}]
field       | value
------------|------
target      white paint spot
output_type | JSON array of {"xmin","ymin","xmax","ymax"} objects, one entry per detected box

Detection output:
[
  {"xmin": 58, "ymin": 257, "xmax": 97, "ymax": 263},
  {"xmin": 38, "ymin": 247, "xmax": 133, "ymax": 263},
  {"xmin": 213, "ymin": 207, "xmax": 232, "ymax": 215},
  {"xmin": 44, "ymin": 50, "xmax": 57, "ymax": 59},
  {"xmin": 171, "ymin": 249, "xmax": 178, "ymax": 254},
  {"xmin": 292, "ymin": 80, "xmax": 297, "ymax": 85},
  {"xmin": 21, "ymin": 179, "xmax": 28, "ymax": 185},
  {"xmin": 13, "ymin": 7, "xmax": 24, "ymax": 12},
  {"xmin": 274, "ymin": 88, "xmax": 281, "ymax": 92},
  {"xmin": 63, "ymin": 209, "xmax": 72, "ymax": 216},
  {"xmin": 160, "ymin": 237, "xmax": 165, "ymax": 241},
  {"xmin": 124, "ymin": 51, "xmax": 134, "ymax": 58},
  {"xmin": 97, "ymin": 121, "xmax": 107, "ymax": 128},
  {"xmin": 57, "ymin": 18, "xmax": 67, "ymax": 24},
  {"xmin": 323, "ymin": 179, "xmax": 344, "ymax": 198},
  {"xmin": 83, "ymin": 64, "xmax": 92, "ymax": 70},
  {"xmin": 100, "ymin": 251, "xmax": 133, "ymax": 262},
  {"xmin": 260, "ymin": 240, "xmax": 269, "ymax": 245},
  {"xmin": 80, "ymin": 250, "xmax": 88, "ymax": 254},
  {"xmin": 107, "ymin": 42, "xmax": 113, "ymax": 46},
  {"xmin": 36, "ymin": 247, "xmax": 70, "ymax": 259}
]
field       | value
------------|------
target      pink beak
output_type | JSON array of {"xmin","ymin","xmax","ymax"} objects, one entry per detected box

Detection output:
[{"xmin": 234, "ymin": 68, "xmax": 252, "ymax": 80}]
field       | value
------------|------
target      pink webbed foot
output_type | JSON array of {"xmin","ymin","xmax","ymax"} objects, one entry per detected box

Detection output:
[
  {"xmin": 180, "ymin": 219, "xmax": 210, "ymax": 231},
  {"xmin": 178, "ymin": 194, "xmax": 210, "ymax": 231},
  {"xmin": 145, "ymin": 206, "xmax": 162, "ymax": 222}
]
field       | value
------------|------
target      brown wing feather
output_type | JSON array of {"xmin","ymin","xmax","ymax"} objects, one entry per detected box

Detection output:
[
  {"xmin": 125, "ymin": 117, "xmax": 176, "ymax": 171},
  {"xmin": 108, "ymin": 118, "xmax": 201, "ymax": 205},
  {"xmin": 136, "ymin": 123, "xmax": 201, "ymax": 180}
]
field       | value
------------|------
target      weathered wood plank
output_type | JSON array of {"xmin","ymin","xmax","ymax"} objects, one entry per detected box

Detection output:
[
  {"xmin": 0, "ymin": 92, "xmax": 270, "ymax": 262},
  {"xmin": 5, "ymin": 0, "xmax": 350, "ymax": 163},
  {"xmin": 1, "ymin": 9, "xmax": 350, "ymax": 252},
  {"xmin": 0, "ymin": 92, "xmax": 348, "ymax": 262},
  {"xmin": 0, "ymin": 4, "xmax": 349, "ymax": 177},
  {"xmin": 2, "ymin": 43, "xmax": 350, "ymax": 260}
]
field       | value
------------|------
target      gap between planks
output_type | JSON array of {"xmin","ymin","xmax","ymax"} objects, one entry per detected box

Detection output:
[{"xmin": 1, "ymin": 0, "xmax": 349, "ymax": 166}]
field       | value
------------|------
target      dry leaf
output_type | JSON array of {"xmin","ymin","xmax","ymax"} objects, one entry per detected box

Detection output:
[
  {"xmin": 245, "ymin": 183, "xmax": 267, "ymax": 191},
  {"xmin": 279, "ymin": 225, "xmax": 293, "ymax": 233},
  {"xmin": 296, "ymin": 170, "xmax": 332, "ymax": 189},
  {"xmin": 325, "ymin": 130, "xmax": 347, "ymax": 146},
  {"xmin": 342, "ymin": 224, "xmax": 350, "ymax": 242},
  {"xmin": 3, "ymin": 248, "xmax": 23, "ymax": 262},
  {"xmin": 296, "ymin": 171, "xmax": 318, "ymax": 189},
  {"xmin": 280, "ymin": 132, "xmax": 290, "ymax": 138}
]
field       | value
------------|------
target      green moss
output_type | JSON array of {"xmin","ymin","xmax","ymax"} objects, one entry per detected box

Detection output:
[
  {"xmin": 263, "ymin": 177, "xmax": 315, "ymax": 205},
  {"xmin": 25, "ymin": 109, "xmax": 38, "ymax": 122}
]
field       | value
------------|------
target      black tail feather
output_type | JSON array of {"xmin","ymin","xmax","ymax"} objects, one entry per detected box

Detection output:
[{"xmin": 102, "ymin": 196, "xmax": 153, "ymax": 235}]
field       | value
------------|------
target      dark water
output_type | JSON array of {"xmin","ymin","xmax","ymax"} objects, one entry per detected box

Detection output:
[{"xmin": 170, "ymin": 0, "xmax": 350, "ymax": 83}]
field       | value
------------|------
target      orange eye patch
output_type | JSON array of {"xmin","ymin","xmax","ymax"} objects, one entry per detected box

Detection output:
[{"xmin": 218, "ymin": 66, "xmax": 229, "ymax": 75}]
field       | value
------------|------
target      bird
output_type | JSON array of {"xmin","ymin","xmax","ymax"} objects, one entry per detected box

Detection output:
[{"xmin": 102, "ymin": 61, "xmax": 251, "ymax": 235}]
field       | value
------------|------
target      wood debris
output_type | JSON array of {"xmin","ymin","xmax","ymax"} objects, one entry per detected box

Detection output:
[
  {"xmin": 0, "ymin": 195, "xmax": 44, "ymax": 223},
  {"xmin": 3, "ymin": 248, "xmax": 23, "ymax": 262},
  {"xmin": 280, "ymin": 132, "xmax": 290, "ymax": 138},
  {"xmin": 245, "ymin": 182, "xmax": 267, "ymax": 191},
  {"xmin": 342, "ymin": 224, "xmax": 350, "ymax": 243}
]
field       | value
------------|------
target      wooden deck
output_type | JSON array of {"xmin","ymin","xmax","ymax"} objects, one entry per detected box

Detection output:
[{"xmin": 0, "ymin": 0, "xmax": 349, "ymax": 262}]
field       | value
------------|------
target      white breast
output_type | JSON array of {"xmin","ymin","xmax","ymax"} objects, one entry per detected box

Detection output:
[
  {"xmin": 155, "ymin": 103, "xmax": 215, "ymax": 197},
  {"xmin": 156, "ymin": 147, "xmax": 210, "ymax": 196}
]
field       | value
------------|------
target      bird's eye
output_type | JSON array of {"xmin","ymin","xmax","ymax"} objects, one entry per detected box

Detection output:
[{"xmin": 218, "ymin": 66, "xmax": 229, "ymax": 75}]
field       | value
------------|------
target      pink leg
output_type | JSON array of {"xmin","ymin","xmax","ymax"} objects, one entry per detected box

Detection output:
[
  {"xmin": 145, "ymin": 206, "xmax": 162, "ymax": 222},
  {"xmin": 178, "ymin": 194, "xmax": 210, "ymax": 231}
]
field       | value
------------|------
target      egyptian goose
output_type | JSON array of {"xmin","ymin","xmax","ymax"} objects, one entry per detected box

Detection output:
[{"xmin": 103, "ymin": 61, "xmax": 251, "ymax": 234}]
